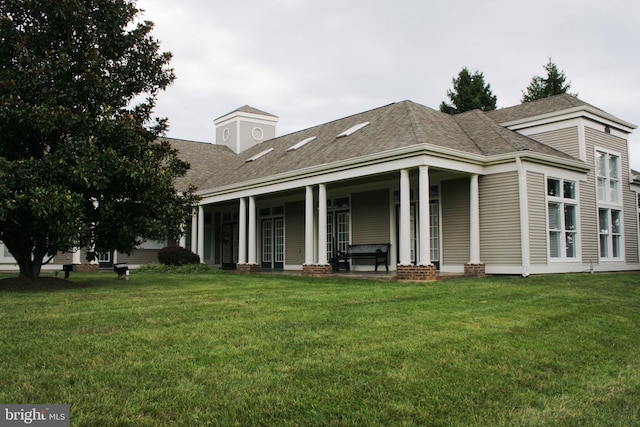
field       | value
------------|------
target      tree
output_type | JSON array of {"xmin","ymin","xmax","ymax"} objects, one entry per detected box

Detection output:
[
  {"xmin": 522, "ymin": 58, "xmax": 575, "ymax": 102},
  {"xmin": 440, "ymin": 67, "xmax": 497, "ymax": 114},
  {"xmin": 0, "ymin": 0, "xmax": 199, "ymax": 277}
]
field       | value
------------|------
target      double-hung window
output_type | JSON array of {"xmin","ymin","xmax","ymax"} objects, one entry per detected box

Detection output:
[
  {"xmin": 596, "ymin": 149, "xmax": 623, "ymax": 260},
  {"xmin": 547, "ymin": 178, "xmax": 578, "ymax": 260}
]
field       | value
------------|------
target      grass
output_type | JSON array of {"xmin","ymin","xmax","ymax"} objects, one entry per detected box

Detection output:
[{"xmin": 1, "ymin": 271, "xmax": 639, "ymax": 426}]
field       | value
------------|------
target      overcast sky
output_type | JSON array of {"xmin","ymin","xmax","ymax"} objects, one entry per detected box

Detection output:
[{"xmin": 137, "ymin": 0, "xmax": 640, "ymax": 169}]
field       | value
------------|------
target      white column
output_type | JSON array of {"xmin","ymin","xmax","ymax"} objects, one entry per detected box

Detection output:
[
  {"xmin": 469, "ymin": 174, "xmax": 481, "ymax": 264},
  {"xmin": 197, "ymin": 206, "xmax": 205, "ymax": 262},
  {"xmin": 399, "ymin": 169, "xmax": 412, "ymax": 265},
  {"xmin": 418, "ymin": 166, "xmax": 431, "ymax": 266},
  {"xmin": 72, "ymin": 248, "xmax": 81, "ymax": 264},
  {"xmin": 238, "ymin": 198, "xmax": 247, "ymax": 265},
  {"xmin": 305, "ymin": 186, "xmax": 314, "ymax": 265},
  {"xmin": 248, "ymin": 196, "xmax": 257, "ymax": 265},
  {"xmin": 318, "ymin": 183, "xmax": 328, "ymax": 265},
  {"xmin": 191, "ymin": 208, "xmax": 198, "ymax": 252},
  {"xmin": 517, "ymin": 158, "xmax": 530, "ymax": 277}
]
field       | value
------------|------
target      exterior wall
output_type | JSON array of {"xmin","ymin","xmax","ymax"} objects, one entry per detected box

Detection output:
[
  {"xmin": 53, "ymin": 252, "xmax": 74, "ymax": 264},
  {"xmin": 239, "ymin": 121, "xmax": 276, "ymax": 153},
  {"xmin": 585, "ymin": 126, "xmax": 639, "ymax": 266},
  {"xmin": 285, "ymin": 200, "xmax": 305, "ymax": 266},
  {"xmin": 351, "ymin": 189, "xmax": 390, "ymax": 268},
  {"xmin": 479, "ymin": 172, "xmax": 522, "ymax": 266},
  {"xmin": 528, "ymin": 126, "xmax": 580, "ymax": 158},
  {"xmin": 216, "ymin": 123, "xmax": 238, "ymax": 152},
  {"xmin": 120, "ymin": 249, "xmax": 159, "ymax": 266},
  {"xmin": 441, "ymin": 178, "xmax": 470, "ymax": 266},
  {"xmin": 527, "ymin": 170, "xmax": 548, "ymax": 265}
]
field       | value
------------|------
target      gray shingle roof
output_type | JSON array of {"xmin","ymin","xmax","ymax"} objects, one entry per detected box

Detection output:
[{"xmin": 172, "ymin": 98, "xmax": 589, "ymax": 192}]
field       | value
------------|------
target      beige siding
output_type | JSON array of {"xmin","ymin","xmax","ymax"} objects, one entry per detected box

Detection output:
[
  {"xmin": 351, "ymin": 189, "xmax": 390, "ymax": 244},
  {"xmin": 285, "ymin": 201, "xmax": 305, "ymax": 265},
  {"xmin": 442, "ymin": 178, "xmax": 470, "ymax": 265},
  {"xmin": 53, "ymin": 252, "xmax": 74, "ymax": 264},
  {"xmin": 120, "ymin": 249, "xmax": 159, "ymax": 265},
  {"xmin": 528, "ymin": 126, "xmax": 580, "ymax": 158},
  {"xmin": 527, "ymin": 171, "xmax": 548, "ymax": 265},
  {"xmin": 351, "ymin": 189, "xmax": 390, "ymax": 268},
  {"xmin": 585, "ymin": 127, "xmax": 639, "ymax": 264},
  {"xmin": 479, "ymin": 172, "xmax": 522, "ymax": 265}
]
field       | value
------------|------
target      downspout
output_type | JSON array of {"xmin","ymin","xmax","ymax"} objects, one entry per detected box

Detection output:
[{"xmin": 516, "ymin": 156, "xmax": 530, "ymax": 277}]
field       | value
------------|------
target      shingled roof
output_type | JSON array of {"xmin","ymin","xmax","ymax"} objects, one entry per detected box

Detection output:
[{"xmin": 172, "ymin": 97, "xmax": 594, "ymax": 192}]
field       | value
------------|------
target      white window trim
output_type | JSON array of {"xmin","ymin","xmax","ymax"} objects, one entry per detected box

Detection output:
[
  {"xmin": 546, "ymin": 176, "xmax": 581, "ymax": 262},
  {"xmin": 594, "ymin": 147, "xmax": 624, "ymax": 261}
]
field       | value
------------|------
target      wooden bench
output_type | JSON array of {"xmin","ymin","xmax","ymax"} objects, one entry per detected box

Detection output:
[{"xmin": 336, "ymin": 243, "xmax": 391, "ymax": 271}]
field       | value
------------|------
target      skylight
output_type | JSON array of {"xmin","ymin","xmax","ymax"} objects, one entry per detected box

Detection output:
[
  {"xmin": 246, "ymin": 148, "xmax": 273, "ymax": 162},
  {"xmin": 336, "ymin": 121, "xmax": 369, "ymax": 138},
  {"xmin": 287, "ymin": 136, "xmax": 316, "ymax": 151}
]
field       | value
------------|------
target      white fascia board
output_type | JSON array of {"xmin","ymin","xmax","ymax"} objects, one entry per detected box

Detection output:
[
  {"xmin": 214, "ymin": 111, "xmax": 279, "ymax": 127},
  {"xmin": 502, "ymin": 106, "xmax": 637, "ymax": 133}
]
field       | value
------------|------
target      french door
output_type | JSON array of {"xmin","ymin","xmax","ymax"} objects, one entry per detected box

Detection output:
[
  {"xmin": 395, "ymin": 200, "xmax": 440, "ymax": 268},
  {"xmin": 221, "ymin": 222, "xmax": 238, "ymax": 269},
  {"xmin": 261, "ymin": 217, "xmax": 284, "ymax": 269},
  {"xmin": 326, "ymin": 210, "xmax": 350, "ymax": 261}
]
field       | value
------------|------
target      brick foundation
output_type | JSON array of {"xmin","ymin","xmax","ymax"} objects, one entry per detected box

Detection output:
[
  {"xmin": 396, "ymin": 264, "xmax": 437, "ymax": 281},
  {"xmin": 302, "ymin": 264, "xmax": 333, "ymax": 277},
  {"xmin": 464, "ymin": 263, "xmax": 486, "ymax": 276},
  {"xmin": 75, "ymin": 264, "xmax": 99, "ymax": 273},
  {"xmin": 236, "ymin": 264, "xmax": 261, "ymax": 274}
]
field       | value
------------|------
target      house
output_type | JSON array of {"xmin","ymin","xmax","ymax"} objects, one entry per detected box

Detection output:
[
  {"xmin": 2, "ymin": 95, "xmax": 637, "ymax": 278},
  {"xmin": 170, "ymin": 94, "xmax": 638, "ymax": 278}
]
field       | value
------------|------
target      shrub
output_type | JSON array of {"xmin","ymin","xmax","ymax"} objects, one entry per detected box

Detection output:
[
  {"xmin": 138, "ymin": 263, "xmax": 219, "ymax": 274},
  {"xmin": 157, "ymin": 246, "xmax": 200, "ymax": 266}
]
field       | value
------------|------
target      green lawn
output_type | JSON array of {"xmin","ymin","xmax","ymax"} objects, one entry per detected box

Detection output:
[{"xmin": 1, "ymin": 272, "xmax": 639, "ymax": 426}]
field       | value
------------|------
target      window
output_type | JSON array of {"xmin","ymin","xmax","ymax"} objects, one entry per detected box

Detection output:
[
  {"xmin": 596, "ymin": 150, "xmax": 620, "ymax": 204},
  {"xmin": 287, "ymin": 136, "xmax": 316, "ymax": 151},
  {"xmin": 246, "ymin": 148, "xmax": 273, "ymax": 162},
  {"xmin": 596, "ymin": 149, "xmax": 623, "ymax": 260},
  {"xmin": 599, "ymin": 208, "xmax": 622, "ymax": 259},
  {"xmin": 336, "ymin": 122, "xmax": 369, "ymax": 138},
  {"xmin": 547, "ymin": 178, "xmax": 578, "ymax": 260}
]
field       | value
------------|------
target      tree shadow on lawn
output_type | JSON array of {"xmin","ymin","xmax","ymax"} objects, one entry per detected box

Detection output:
[{"xmin": 0, "ymin": 276, "xmax": 92, "ymax": 292}]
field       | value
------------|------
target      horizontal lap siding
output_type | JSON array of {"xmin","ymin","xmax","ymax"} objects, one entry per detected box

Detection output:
[
  {"xmin": 479, "ymin": 172, "xmax": 522, "ymax": 265},
  {"xmin": 351, "ymin": 190, "xmax": 390, "ymax": 244},
  {"xmin": 285, "ymin": 201, "xmax": 305, "ymax": 265},
  {"xmin": 527, "ymin": 171, "xmax": 547, "ymax": 265},
  {"xmin": 528, "ymin": 126, "xmax": 580, "ymax": 158},
  {"xmin": 121, "ymin": 249, "xmax": 159, "ymax": 265},
  {"xmin": 586, "ymin": 128, "xmax": 639, "ymax": 264},
  {"xmin": 351, "ymin": 189, "xmax": 390, "ymax": 268},
  {"xmin": 442, "ymin": 178, "xmax": 470, "ymax": 265}
]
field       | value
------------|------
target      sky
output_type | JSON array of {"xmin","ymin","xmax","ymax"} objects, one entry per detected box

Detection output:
[{"xmin": 136, "ymin": 0, "xmax": 640, "ymax": 169}]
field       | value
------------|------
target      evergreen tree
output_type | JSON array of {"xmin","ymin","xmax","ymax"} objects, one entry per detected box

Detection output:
[
  {"xmin": 522, "ymin": 59, "xmax": 575, "ymax": 102},
  {"xmin": 440, "ymin": 67, "xmax": 497, "ymax": 114}
]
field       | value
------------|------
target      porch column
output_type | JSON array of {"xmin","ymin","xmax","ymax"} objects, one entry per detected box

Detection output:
[
  {"xmin": 418, "ymin": 166, "xmax": 432, "ymax": 266},
  {"xmin": 191, "ymin": 207, "xmax": 198, "ymax": 252},
  {"xmin": 463, "ymin": 174, "xmax": 485, "ymax": 276},
  {"xmin": 305, "ymin": 186, "xmax": 314, "ymax": 265},
  {"xmin": 197, "ymin": 205, "xmax": 205, "ymax": 262},
  {"xmin": 399, "ymin": 169, "xmax": 412, "ymax": 265},
  {"xmin": 469, "ymin": 174, "xmax": 480, "ymax": 264},
  {"xmin": 238, "ymin": 197, "xmax": 247, "ymax": 265},
  {"xmin": 318, "ymin": 183, "xmax": 328, "ymax": 265},
  {"xmin": 248, "ymin": 196, "xmax": 257, "ymax": 265}
]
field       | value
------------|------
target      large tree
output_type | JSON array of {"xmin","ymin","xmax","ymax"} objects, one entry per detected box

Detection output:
[
  {"xmin": 522, "ymin": 58, "xmax": 575, "ymax": 102},
  {"xmin": 440, "ymin": 67, "xmax": 497, "ymax": 114},
  {"xmin": 0, "ymin": 0, "xmax": 199, "ymax": 277}
]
